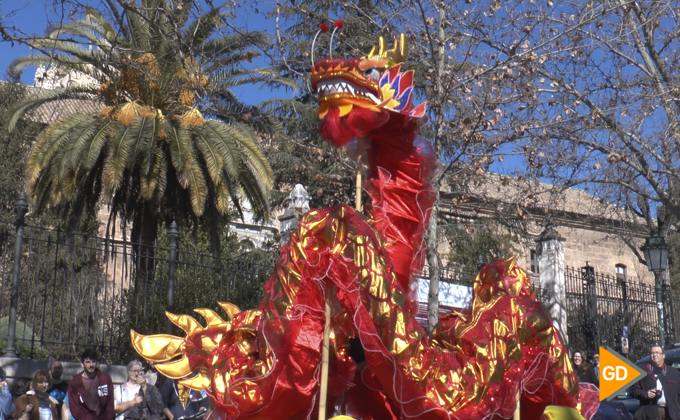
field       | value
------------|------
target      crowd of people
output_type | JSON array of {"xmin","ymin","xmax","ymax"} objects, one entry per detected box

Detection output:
[
  {"xmin": 2, "ymin": 349, "xmax": 209, "ymax": 420},
  {"xmin": 6, "ymin": 345, "xmax": 680, "ymax": 420}
]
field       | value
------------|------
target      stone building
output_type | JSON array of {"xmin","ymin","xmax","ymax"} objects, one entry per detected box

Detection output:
[{"xmin": 438, "ymin": 173, "xmax": 652, "ymax": 284}]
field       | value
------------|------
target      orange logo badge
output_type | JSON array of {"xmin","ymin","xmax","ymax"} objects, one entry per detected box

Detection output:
[{"xmin": 599, "ymin": 346, "xmax": 647, "ymax": 401}]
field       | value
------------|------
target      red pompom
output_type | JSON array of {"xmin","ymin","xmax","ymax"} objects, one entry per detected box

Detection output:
[
  {"xmin": 334, "ymin": 20, "xmax": 344, "ymax": 28},
  {"xmin": 319, "ymin": 23, "xmax": 329, "ymax": 32}
]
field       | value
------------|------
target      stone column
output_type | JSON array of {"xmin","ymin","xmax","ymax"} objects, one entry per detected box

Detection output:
[{"xmin": 536, "ymin": 217, "xmax": 568, "ymax": 346}]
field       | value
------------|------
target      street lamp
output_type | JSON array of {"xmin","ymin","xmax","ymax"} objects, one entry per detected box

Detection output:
[{"xmin": 641, "ymin": 230, "xmax": 670, "ymax": 347}]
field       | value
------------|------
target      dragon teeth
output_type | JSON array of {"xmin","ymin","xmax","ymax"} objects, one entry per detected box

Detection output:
[
  {"xmin": 316, "ymin": 79, "xmax": 376, "ymax": 101},
  {"xmin": 366, "ymin": 93, "xmax": 380, "ymax": 104}
]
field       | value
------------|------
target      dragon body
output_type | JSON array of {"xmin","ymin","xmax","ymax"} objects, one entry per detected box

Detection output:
[{"xmin": 132, "ymin": 34, "xmax": 598, "ymax": 419}]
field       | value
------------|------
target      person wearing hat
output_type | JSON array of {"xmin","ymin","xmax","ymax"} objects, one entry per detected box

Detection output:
[{"xmin": 0, "ymin": 368, "xmax": 14, "ymax": 420}]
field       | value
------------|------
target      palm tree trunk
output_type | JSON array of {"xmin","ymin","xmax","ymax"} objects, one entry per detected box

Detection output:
[{"xmin": 131, "ymin": 201, "xmax": 158, "ymax": 286}]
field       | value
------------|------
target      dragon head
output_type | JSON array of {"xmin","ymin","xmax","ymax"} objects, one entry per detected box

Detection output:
[{"xmin": 311, "ymin": 33, "xmax": 426, "ymax": 120}]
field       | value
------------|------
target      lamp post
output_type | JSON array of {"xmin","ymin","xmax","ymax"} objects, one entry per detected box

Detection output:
[{"xmin": 641, "ymin": 230, "xmax": 670, "ymax": 348}]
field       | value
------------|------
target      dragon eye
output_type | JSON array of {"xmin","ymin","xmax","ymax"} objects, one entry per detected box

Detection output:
[{"xmin": 363, "ymin": 68, "xmax": 381, "ymax": 83}]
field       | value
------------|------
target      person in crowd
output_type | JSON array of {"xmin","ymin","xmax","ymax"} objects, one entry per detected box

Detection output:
[
  {"xmin": 0, "ymin": 368, "xmax": 14, "ymax": 420},
  {"xmin": 591, "ymin": 353, "xmax": 600, "ymax": 382},
  {"xmin": 13, "ymin": 370, "xmax": 58, "ymax": 420},
  {"xmin": 48, "ymin": 361, "xmax": 69, "ymax": 414},
  {"xmin": 12, "ymin": 378, "xmax": 32, "ymax": 400},
  {"xmin": 161, "ymin": 379, "xmax": 209, "ymax": 420},
  {"xmin": 572, "ymin": 350, "xmax": 599, "ymax": 387},
  {"xmin": 61, "ymin": 394, "xmax": 74, "ymax": 420},
  {"xmin": 631, "ymin": 345, "xmax": 680, "ymax": 420},
  {"xmin": 67, "ymin": 348, "xmax": 115, "ymax": 420},
  {"xmin": 114, "ymin": 360, "xmax": 163, "ymax": 420}
]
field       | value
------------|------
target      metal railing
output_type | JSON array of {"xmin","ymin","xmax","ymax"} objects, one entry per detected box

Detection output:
[
  {"xmin": 564, "ymin": 266, "xmax": 673, "ymax": 361},
  {"xmin": 0, "ymin": 196, "xmax": 272, "ymax": 365}
]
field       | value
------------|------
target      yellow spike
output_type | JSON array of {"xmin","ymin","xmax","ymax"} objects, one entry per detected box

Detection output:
[
  {"xmin": 338, "ymin": 104, "xmax": 353, "ymax": 117},
  {"xmin": 178, "ymin": 368, "xmax": 212, "ymax": 390},
  {"xmin": 364, "ymin": 34, "xmax": 409, "ymax": 64},
  {"xmin": 504, "ymin": 255, "xmax": 517, "ymax": 273},
  {"xmin": 367, "ymin": 45, "xmax": 377, "ymax": 57},
  {"xmin": 154, "ymin": 356, "xmax": 193, "ymax": 379},
  {"xmin": 217, "ymin": 302, "xmax": 242, "ymax": 320},
  {"xmin": 378, "ymin": 37, "xmax": 386, "ymax": 56},
  {"xmin": 166, "ymin": 312, "xmax": 203, "ymax": 335},
  {"xmin": 130, "ymin": 330, "xmax": 184, "ymax": 362},
  {"xmin": 385, "ymin": 34, "xmax": 408, "ymax": 64},
  {"xmin": 194, "ymin": 308, "xmax": 226, "ymax": 327}
]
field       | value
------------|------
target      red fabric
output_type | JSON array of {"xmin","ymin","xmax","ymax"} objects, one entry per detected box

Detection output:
[
  {"xmin": 172, "ymin": 104, "xmax": 598, "ymax": 419},
  {"xmin": 319, "ymin": 108, "xmax": 436, "ymax": 293}
]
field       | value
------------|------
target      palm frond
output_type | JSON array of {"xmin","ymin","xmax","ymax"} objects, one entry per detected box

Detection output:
[
  {"xmin": 183, "ymin": 154, "xmax": 208, "ymax": 216},
  {"xmin": 5, "ymin": 85, "xmax": 100, "ymax": 132},
  {"xmin": 183, "ymin": 8, "xmax": 221, "ymax": 51},
  {"xmin": 207, "ymin": 120, "xmax": 273, "ymax": 188},
  {"xmin": 141, "ymin": 112, "xmax": 163, "ymax": 175},
  {"xmin": 125, "ymin": 114, "xmax": 157, "ymax": 169},
  {"xmin": 52, "ymin": 115, "xmax": 101, "ymax": 180},
  {"xmin": 202, "ymin": 32, "xmax": 269, "ymax": 59},
  {"xmin": 26, "ymin": 39, "xmax": 113, "ymax": 69},
  {"xmin": 27, "ymin": 114, "xmax": 88, "ymax": 183},
  {"xmin": 153, "ymin": 149, "xmax": 168, "ymax": 201},
  {"xmin": 126, "ymin": 5, "xmax": 152, "ymax": 50},
  {"xmin": 214, "ymin": 180, "xmax": 230, "ymax": 214},
  {"xmin": 140, "ymin": 147, "xmax": 163, "ymax": 200},
  {"xmin": 192, "ymin": 125, "xmax": 228, "ymax": 184},
  {"xmin": 83, "ymin": 119, "xmax": 115, "ymax": 169},
  {"xmin": 47, "ymin": 21, "xmax": 114, "ymax": 45},
  {"xmin": 165, "ymin": 119, "xmax": 193, "ymax": 172},
  {"xmin": 102, "ymin": 122, "xmax": 133, "ymax": 197}
]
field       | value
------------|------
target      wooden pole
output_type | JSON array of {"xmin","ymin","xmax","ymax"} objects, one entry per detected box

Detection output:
[
  {"xmin": 318, "ymin": 286, "xmax": 332, "ymax": 420},
  {"xmin": 318, "ymin": 142, "xmax": 363, "ymax": 420},
  {"xmin": 355, "ymin": 153, "xmax": 362, "ymax": 211},
  {"xmin": 513, "ymin": 389, "xmax": 520, "ymax": 420}
]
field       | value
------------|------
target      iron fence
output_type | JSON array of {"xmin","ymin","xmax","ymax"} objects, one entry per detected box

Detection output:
[
  {"xmin": 0, "ymin": 204, "xmax": 273, "ymax": 365},
  {"xmin": 564, "ymin": 266, "xmax": 673, "ymax": 361},
  {"xmin": 6, "ymin": 194, "xmax": 678, "ymax": 366}
]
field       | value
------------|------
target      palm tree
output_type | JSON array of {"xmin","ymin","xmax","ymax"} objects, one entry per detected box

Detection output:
[{"xmin": 6, "ymin": 0, "xmax": 291, "ymax": 260}]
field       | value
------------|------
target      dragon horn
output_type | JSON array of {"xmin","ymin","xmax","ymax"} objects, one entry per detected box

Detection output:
[
  {"xmin": 366, "ymin": 34, "xmax": 408, "ymax": 64},
  {"xmin": 153, "ymin": 355, "xmax": 193, "ymax": 379},
  {"xmin": 217, "ymin": 302, "xmax": 242, "ymax": 320},
  {"xmin": 385, "ymin": 33, "xmax": 408, "ymax": 64},
  {"xmin": 166, "ymin": 312, "xmax": 204, "ymax": 335},
  {"xmin": 130, "ymin": 330, "xmax": 184, "ymax": 362},
  {"xmin": 178, "ymin": 368, "xmax": 212, "ymax": 390},
  {"xmin": 194, "ymin": 308, "xmax": 227, "ymax": 327}
]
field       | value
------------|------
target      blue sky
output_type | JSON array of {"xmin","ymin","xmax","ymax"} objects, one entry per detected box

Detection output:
[
  {"xmin": 0, "ymin": 0, "xmax": 292, "ymax": 104},
  {"xmin": 0, "ymin": 0, "xmax": 54, "ymax": 84}
]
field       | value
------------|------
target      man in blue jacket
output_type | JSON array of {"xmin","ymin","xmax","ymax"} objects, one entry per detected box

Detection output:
[{"xmin": 0, "ymin": 368, "xmax": 15, "ymax": 420}]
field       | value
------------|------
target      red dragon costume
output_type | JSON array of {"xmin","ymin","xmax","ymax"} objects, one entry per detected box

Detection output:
[{"xmin": 131, "ymin": 32, "xmax": 599, "ymax": 420}]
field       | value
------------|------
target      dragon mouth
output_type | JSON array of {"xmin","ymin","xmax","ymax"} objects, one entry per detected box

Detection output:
[
  {"xmin": 315, "ymin": 78, "xmax": 381, "ymax": 105},
  {"xmin": 312, "ymin": 73, "xmax": 386, "ymax": 118}
]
